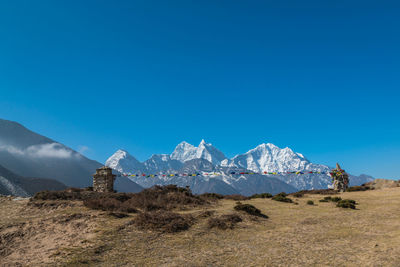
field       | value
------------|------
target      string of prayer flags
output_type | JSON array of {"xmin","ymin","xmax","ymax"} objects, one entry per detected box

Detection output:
[{"xmin": 118, "ymin": 170, "xmax": 329, "ymax": 178}]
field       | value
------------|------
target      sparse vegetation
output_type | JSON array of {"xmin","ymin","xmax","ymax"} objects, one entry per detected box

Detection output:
[
  {"xmin": 272, "ymin": 192, "xmax": 293, "ymax": 203},
  {"xmin": 83, "ymin": 198, "xmax": 138, "ymax": 213},
  {"xmin": 208, "ymin": 214, "xmax": 242, "ymax": 230},
  {"xmin": 134, "ymin": 210, "xmax": 194, "ymax": 233},
  {"xmin": 347, "ymin": 185, "xmax": 372, "ymax": 192},
  {"xmin": 307, "ymin": 200, "xmax": 314, "ymax": 205},
  {"xmin": 124, "ymin": 185, "xmax": 206, "ymax": 211},
  {"xmin": 292, "ymin": 192, "xmax": 304, "ymax": 198},
  {"xmin": 319, "ymin": 196, "xmax": 342, "ymax": 203},
  {"xmin": 35, "ymin": 185, "xmax": 207, "ymax": 213},
  {"xmin": 336, "ymin": 199, "xmax": 357, "ymax": 209},
  {"xmin": 224, "ymin": 194, "xmax": 250, "ymax": 201},
  {"xmin": 234, "ymin": 203, "xmax": 268, "ymax": 218},
  {"xmin": 199, "ymin": 193, "xmax": 224, "ymax": 200},
  {"xmin": 2, "ymin": 187, "xmax": 400, "ymax": 266},
  {"xmin": 250, "ymin": 193, "xmax": 273, "ymax": 199},
  {"xmin": 293, "ymin": 189, "xmax": 338, "ymax": 195}
]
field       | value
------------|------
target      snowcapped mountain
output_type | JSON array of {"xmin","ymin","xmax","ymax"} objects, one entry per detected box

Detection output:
[
  {"xmin": 171, "ymin": 140, "xmax": 226, "ymax": 165},
  {"xmin": 221, "ymin": 143, "xmax": 328, "ymax": 173},
  {"xmin": 105, "ymin": 140, "xmax": 374, "ymax": 194},
  {"xmin": 143, "ymin": 154, "xmax": 183, "ymax": 173},
  {"xmin": 105, "ymin": 149, "xmax": 144, "ymax": 173}
]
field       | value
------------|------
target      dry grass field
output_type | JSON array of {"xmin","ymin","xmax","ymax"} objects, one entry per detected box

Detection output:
[{"xmin": 1, "ymin": 187, "xmax": 400, "ymax": 266}]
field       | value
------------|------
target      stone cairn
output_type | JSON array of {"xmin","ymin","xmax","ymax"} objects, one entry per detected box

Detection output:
[
  {"xmin": 93, "ymin": 166, "xmax": 116, "ymax": 193},
  {"xmin": 330, "ymin": 163, "xmax": 349, "ymax": 192}
]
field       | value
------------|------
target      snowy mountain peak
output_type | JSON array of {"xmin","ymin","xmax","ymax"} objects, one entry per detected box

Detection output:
[
  {"xmin": 221, "ymin": 142, "xmax": 319, "ymax": 173},
  {"xmin": 170, "ymin": 140, "xmax": 226, "ymax": 165},
  {"xmin": 105, "ymin": 149, "xmax": 143, "ymax": 173},
  {"xmin": 170, "ymin": 141, "xmax": 197, "ymax": 162},
  {"xmin": 105, "ymin": 141, "xmax": 373, "ymax": 192}
]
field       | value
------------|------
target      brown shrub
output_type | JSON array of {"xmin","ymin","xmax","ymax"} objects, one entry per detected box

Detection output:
[
  {"xmin": 250, "ymin": 193, "xmax": 273, "ymax": 199},
  {"xmin": 234, "ymin": 203, "xmax": 268, "ymax": 218},
  {"xmin": 83, "ymin": 198, "xmax": 138, "ymax": 213},
  {"xmin": 294, "ymin": 189, "xmax": 338, "ymax": 195},
  {"xmin": 291, "ymin": 192, "xmax": 304, "ymax": 198},
  {"xmin": 208, "ymin": 214, "xmax": 242, "ymax": 230},
  {"xmin": 36, "ymin": 185, "xmax": 207, "ymax": 213},
  {"xmin": 272, "ymin": 193, "xmax": 293, "ymax": 203},
  {"xmin": 107, "ymin": 212, "xmax": 130, "ymax": 218},
  {"xmin": 347, "ymin": 185, "xmax": 371, "ymax": 192},
  {"xmin": 197, "ymin": 210, "xmax": 216, "ymax": 218},
  {"xmin": 199, "ymin": 193, "xmax": 224, "ymax": 200},
  {"xmin": 123, "ymin": 185, "xmax": 206, "ymax": 211},
  {"xmin": 134, "ymin": 210, "xmax": 194, "ymax": 233},
  {"xmin": 336, "ymin": 199, "xmax": 357, "ymax": 209},
  {"xmin": 27, "ymin": 200, "xmax": 76, "ymax": 209},
  {"xmin": 224, "ymin": 194, "xmax": 250, "ymax": 201}
]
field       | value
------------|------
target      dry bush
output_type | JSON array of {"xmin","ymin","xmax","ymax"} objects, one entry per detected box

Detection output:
[
  {"xmin": 234, "ymin": 203, "xmax": 268, "ymax": 218},
  {"xmin": 107, "ymin": 212, "xmax": 130, "ymax": 218},
  {"xmin": 336, "ymin": 199, "xmax": 357, "ymax": 209},
  {"xmin": 250, "ymin": 193, "xmax": 273, "ymax": 199},
  {"xmin": 272, "ymin": 192, "xmax": 293, "ymax": 203},
  {"xmin": 27, "ymin": 200, "xmax": 76, "ymax": 209},
  {"xmin": 347, "ymin": 185, "xmax": 371, "ymax": 192},
  {"xmin": 35, "ymin": 185, "xmax": 207, "ymax": 213},
  {"xmin": 208, "ymin": 214, "xmax": 242, "ymax": 230},
  {"xmin": 32, "ymin": 189, "xmax": 90, "ymax": 201},
  {"xmin": 199, "ymin": 193, "xmax": 224, "ymax": 200},
  {"xmin": 83, "ymin": 198, "xmax": 137, "ymax": 213},
  {"xmin": 319, "ymin": 196, "xmax": 342, "ymax": 203},
  {"xmin": 293, "ymin": 189, "xmax": 338, "ymax": 195},
  {"xmin": 291, "ymin": 192, "xmax": 304, "ymax": 198},
  {"xmin": 31, "ymin": 188, "xmax": 128, "ymax": 201},
  {"xmin": 197, "ymin": 210, "xmax": 216, "ymax": 218},
  {"xmin": 134, "ymin": 210, "xmax": 194, "ymax": 233},
  {"xmin": 224, "ymin": 194, "xmax": 250, "ymax": 201},
  {"xmin": 306, "ymin": 200, "xmax": 314, "ymax": 205},
  {"xmin": 123, "ymin": 185, "xmax": 206, "ymax": 211}
]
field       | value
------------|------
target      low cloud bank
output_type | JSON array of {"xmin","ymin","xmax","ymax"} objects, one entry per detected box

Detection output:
[{"xmin": 0, "ymin": 143, "xmax": 75, "ymax": 159}]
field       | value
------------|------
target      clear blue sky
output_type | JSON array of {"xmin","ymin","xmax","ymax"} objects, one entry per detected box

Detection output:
[{"xmin": 0, "ymin": 1, "xmax": 399, "ymax": 179}]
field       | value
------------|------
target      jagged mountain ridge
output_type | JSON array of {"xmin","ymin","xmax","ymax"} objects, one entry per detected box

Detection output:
[{"xmin": 106, "ymin": 140, "xmax": 372, "ymax": 194}]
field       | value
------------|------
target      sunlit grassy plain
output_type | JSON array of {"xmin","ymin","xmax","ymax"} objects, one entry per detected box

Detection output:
[{"xmin": 1, "ymin": 187, "xmax": 400, "ymax": 266}]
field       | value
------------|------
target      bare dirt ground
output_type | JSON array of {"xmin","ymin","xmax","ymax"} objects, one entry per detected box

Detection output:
[{"xmin": 1, "ymin": 187, "xmax": 400, "ymax": 266}]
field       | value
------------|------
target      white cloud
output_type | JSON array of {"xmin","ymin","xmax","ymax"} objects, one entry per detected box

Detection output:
[
  {"xmin": 77, "ymin": 145, "xmax": 90, "ymax": 155},
  {"xmin": 0, "ymin": 143, "xmax": 75, "ymax": 159}
]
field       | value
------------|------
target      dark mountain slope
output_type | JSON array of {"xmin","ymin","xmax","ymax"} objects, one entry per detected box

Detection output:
[
  {"xmin": 0, "ymin": 119, "xmax": 143, "ymax": 192},
  {"xmin": 0, "ymin": 164, "xmax": 67, "ymax": 196}
]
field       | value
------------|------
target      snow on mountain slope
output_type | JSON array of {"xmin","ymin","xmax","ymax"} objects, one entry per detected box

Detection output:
[
  {"xmin": 105, "ymin": 140, "xmax": 374, "ymax": 192},
  {"xmin": 221, "ymin": 143, "xmax": 329, "ymax": 173},
  {"xmin": 171, "ymin": 140, "xmax": 226, "ymax": 165},
  {"xmin": 170, "ymin": 142, "xmax": 197, "ymax": 162},
  {"xmin": 143, "ymin": 154, "xmax": 183, "ymax": 173},
  {"xmin": 105, "ymin": 149, "xmax": 144, "ymax": 173}
]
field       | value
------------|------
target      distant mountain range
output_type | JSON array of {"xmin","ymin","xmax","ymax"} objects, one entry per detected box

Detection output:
[
  {"xmin": 0, "ymin": 118, "xmax": 374, "ymax": 197},
  {"xmin": 0, "ymin": 119, "xmax": 143, "ymax": 196},
  {"xmin": 106, "ymin": 140, "xmax": 374, "ymax": 195}
]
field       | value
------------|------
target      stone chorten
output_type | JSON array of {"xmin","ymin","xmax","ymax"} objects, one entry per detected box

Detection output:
[
  {"xmin": 93, "ymin": 166, "xmax": 116, "ymax": 193},
  {"xmin": 330, "ymin": 163, "xmax": 349, "ymax": 192}
]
